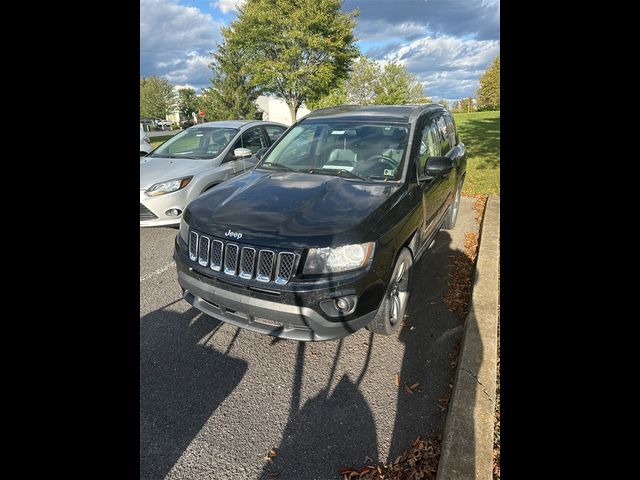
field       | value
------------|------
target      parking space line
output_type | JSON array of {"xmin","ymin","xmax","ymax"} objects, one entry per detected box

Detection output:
[{"xmin": 140, "ymin": 262, "xmax": 176, "ymax": 283}]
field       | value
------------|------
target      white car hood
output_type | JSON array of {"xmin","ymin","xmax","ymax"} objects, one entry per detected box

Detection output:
[{"xmin": 140, "ymin": 156, "xmax": 216, "ymax": 189}]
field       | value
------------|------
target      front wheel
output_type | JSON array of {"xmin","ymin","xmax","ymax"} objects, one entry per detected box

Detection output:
[{"xmin": 366, "ymin": 248, "xmax": 413, "ymax": 335}]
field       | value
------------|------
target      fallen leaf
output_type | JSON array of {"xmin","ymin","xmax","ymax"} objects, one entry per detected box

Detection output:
[
  {"xmin": 403, "ymin": 383, "xmax": 414, "ymax": 395},
  {"xmin": 395, "ymin": 373, "xmax": 400, "ymax": 386},
  {"xmin": 337, "ymin": 466, "xmax": 352, "ymax": 475},
  {"xmin": 409, "ymin": 383, "xmax": 420, "ymax": 389},
  {"xmin": 357, "ymin": 466, "xmax": 372, "ymax": 475},
  {"xmin": 268, "ymin": 448, "xmax": 278, "ymax": 458}
]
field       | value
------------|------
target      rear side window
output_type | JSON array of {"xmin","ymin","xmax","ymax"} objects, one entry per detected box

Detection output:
[{"xmin": 264, "ymin": 125, "xmax": 286, "ymax": 143}]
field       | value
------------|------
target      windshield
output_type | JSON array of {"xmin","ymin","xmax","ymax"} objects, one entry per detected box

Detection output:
[
  {"xmin": 257, "ymin": 120, "xmax": 409, "ymax": 181},
  {"xmin": 150, "ymin": 127, "xmax": 238, "ymax": 159}
]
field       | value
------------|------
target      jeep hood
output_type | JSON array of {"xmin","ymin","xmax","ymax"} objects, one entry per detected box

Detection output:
[{"xmin": 184, "ymin": 169, "xmax": 403, "ymax": 249}]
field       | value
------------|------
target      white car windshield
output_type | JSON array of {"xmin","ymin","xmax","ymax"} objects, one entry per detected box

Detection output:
[
  {"xmin": 150, "ymin": 127, "xmax": 238, "ymax": 160},
  {"xmin": 257, "ymin": 121, "xmax": 409, "ymax": 181}
]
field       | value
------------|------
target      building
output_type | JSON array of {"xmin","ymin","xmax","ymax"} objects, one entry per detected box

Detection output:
[{"xmin": 256, "ymin": 96, "xmax": 310, "ymax": 125}]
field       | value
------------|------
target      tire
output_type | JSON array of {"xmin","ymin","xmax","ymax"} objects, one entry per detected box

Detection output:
[
  {"xmin": 442, "ymin": 182, "xmax": 462, "ymax": 230},
  {"xmin": 366, "ymin": 247, "xmax": 413, "ymax": 335}
]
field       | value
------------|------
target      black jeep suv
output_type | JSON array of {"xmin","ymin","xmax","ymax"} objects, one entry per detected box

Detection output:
[{"xmin": 174, "ymin": 104, "xmax": 466, "ymax": 341}]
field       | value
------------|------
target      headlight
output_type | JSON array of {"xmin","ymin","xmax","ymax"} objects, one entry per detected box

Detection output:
[
  {"xmin": 145, "ymin": 176, "xmax": 192, "ymax": 196},
  {"xmin": 303, "ymin": 242, "xmax": 375, "ymax": 274},
  {"xmin": 178, "ymin": 217, "xmax": 189, "ymax": 244}
]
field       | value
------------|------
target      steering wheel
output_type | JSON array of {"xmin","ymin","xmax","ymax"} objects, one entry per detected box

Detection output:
[{"xmin": 362, "ymin": 154, "xmax": 399, "ymax": 170}]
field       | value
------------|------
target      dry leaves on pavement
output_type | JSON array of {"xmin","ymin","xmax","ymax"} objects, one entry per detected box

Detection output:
[{"xmin": 337, "ymin": 436, "xmax": 441, "ymax": 480}]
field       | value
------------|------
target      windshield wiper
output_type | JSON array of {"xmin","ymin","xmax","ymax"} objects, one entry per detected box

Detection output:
[
  {"xmin": 307, "ymin": 168, "xmax": 368, "ymax": 181},
  {"xmin": 259, "ymin": 163, "xmax": 297, "ymax": 172}
]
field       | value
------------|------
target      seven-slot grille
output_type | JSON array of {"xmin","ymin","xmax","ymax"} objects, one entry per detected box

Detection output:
[{"xmin": 188, "ymin": 231, "xmax": 298, "ymax": 285}]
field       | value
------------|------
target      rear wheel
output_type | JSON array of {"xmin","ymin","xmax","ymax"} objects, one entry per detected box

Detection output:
[
  {"xmin": 442, "ymin": 182, "xmax": 462, "ymax": 230},
  {"xmin": 366, "ymin": 248, "xmax": 413, "ymax": 335}
]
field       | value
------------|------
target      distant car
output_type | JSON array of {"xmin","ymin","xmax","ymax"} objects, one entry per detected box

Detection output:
[
  {"xmin": 140, "ymin": 120, "xmax": 288, "ymax": 227},
  {"xmin": 140, "ymin": 126, "xmax": 152, "ymax": 155},
  {"xmin": 157, "ymin": 119, "xmax": 174, "ymax": 131}
]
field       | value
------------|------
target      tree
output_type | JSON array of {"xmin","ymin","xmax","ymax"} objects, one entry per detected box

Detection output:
[
  {"xmin": 438, "ymin": 99, "xmax": 449, "ymax": 110},
  {"xmin": 306, "ymin": 81, "xmax": 347, "ymax": 110},
  {"xmin": 225, "ymin": 0, "xmax": 359, "ymax": 122},
  {"xmin": 477, "ymin": 55, "xmax": 500, "ymax": 110},
  {"xmin": 459, "ymin": 97, "xmax": 475, "ymax": 113},
  {"xmin": 177, "ymin": 88, "xmax": 198, "ymax": 122},
  {"xmin": 199, "ymin": 43, "xmax": 261, "ymax": 121},
  {"xmin": 140, "ymin": 76, "xmax": 176, "ymax": 119},
  {"xmin": 345, "ymin": 56, "xmax": 380, "ymax": 105},
  {"xmin": 373, "ymin": 62, "xmax": 427, "ymax": 105},
  {"xmin": 309, "ymin": 56, "xmax": 429, "ymax": 109}
]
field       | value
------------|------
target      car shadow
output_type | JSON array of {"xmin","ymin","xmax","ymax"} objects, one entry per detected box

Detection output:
[
  {"xmin": 258, "ymin": 339, "xmax": 378, "ymax": 479},
  {"xmin": 257, "ymin": 228, "xmax": 478, "ymax": 478},
  {"xmin": 387, "ymin": 228, "xmax": 479, "ymax": 474},
  {"xmin": 140, "ymin": 302, "xmax": 248, "ymax": 479}
]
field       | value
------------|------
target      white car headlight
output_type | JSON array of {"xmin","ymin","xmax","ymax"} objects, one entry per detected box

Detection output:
[
  {"xmin": 303, "ymin": 242, "xmax": 375, "ymax": 274},
  {"xmin": 178, "ymin": 217, "xmax": 189, "ymax": 244},
  {"xmin": 145, "ymin": 176, "xmax": 193, "ymax": 196}
]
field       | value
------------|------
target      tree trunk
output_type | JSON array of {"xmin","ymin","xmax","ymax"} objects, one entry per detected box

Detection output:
[{"xmin": 287, "ymin": 100, "xmax": 298, "ymax": 124}]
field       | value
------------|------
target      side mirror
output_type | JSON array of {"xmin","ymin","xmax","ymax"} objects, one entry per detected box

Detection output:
[
  {"xmin": 421, "ymin": 156, "xmax": 454, "ymax": 180},
  {"xmin": 255, "ymin": 147, "xmax": 268, "ymax": 160},
  {"xmin": 140, "ymin": 151, "xmax": 148, "ymax": 157},
  {"xmin": 234, "ymin": 147, "xmax": 252, "ymax": 158}
]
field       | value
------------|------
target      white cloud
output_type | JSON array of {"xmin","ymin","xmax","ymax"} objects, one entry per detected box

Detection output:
[
  {"xmin": 140, "ymin": 0, "xmax": 222, "ymax": 89},
  {"xmin": 162, "ymin": 53, "xmax": 212, "ymax": 90},
  {"xmin": 212, "ymin": 0, "xmax": 245, "ymax": 14},
  {"xmin": 356, "ymin": 20, "xmax": 428, "ymax": 42},
  {"xmin": 384, "ymin": 35, "xmax": 499, "ymax": 99}
]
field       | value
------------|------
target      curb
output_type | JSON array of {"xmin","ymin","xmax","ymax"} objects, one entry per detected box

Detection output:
[{"xmin": 436, "ymin": 196, "xmax": 500, "ymax": 480}]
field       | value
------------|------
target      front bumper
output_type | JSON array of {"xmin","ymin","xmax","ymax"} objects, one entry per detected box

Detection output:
[
  {"xmin": 175, "ymin": 252, "xmax": 380, "ymax": 341},
  {"xmin": 140, "ymin": 189, "xmax": 188, "ymax": 227}
]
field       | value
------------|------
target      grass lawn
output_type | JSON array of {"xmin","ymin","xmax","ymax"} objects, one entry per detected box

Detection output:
[
  {"xmin": 150, "ymin": 135, "xmax": 175, "ymax": 149},
  {"xmin": 453, "ymin": 111, "xmax": 500, "ymax": 196}
]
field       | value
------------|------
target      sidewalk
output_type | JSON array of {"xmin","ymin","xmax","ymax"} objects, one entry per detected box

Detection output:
[{"xmin": 437, "ymin": 196, "xmax": 500, "ymax": 480}]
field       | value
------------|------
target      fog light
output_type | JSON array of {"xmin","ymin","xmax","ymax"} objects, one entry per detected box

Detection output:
[
  {"xmin": 166, "ymin": 208, "xmax": 182, "ymax": 217},
  {"xmin": 320, "ymin": 295, "xmax": 358, "ymax": 318},
  {"xmin": 335, "ymin": 297, "xmax": 350, "ymax": 311}
]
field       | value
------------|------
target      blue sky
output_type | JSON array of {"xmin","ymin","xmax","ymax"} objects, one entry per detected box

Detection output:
[{"xmin": 140, "ymin": 0, "xmax": 500, "ymax": 102}]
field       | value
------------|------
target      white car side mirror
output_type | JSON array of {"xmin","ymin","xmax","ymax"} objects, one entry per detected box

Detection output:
[{"xmin": 234, "ymin": 148, "xmax": 252, "ymax": 158}]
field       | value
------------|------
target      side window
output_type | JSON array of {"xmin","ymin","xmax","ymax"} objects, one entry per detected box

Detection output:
[
  {"xmin": 437, "ymin": 115, "xmax": 450, "ymax": 154},
  {"xmin": 241, "ymin": 128, "xmax": 267, "ymax": 154},
  {"xmin": 264, "ymin": 125, "xmax": 286, "ymax": 144},
  {"xmin": 417, "ymin": 119, "xmax": 440, "ymax": 174},
  {"xmin": 444, "ymin": 113, "xmax": 457, "ymax": 146}
]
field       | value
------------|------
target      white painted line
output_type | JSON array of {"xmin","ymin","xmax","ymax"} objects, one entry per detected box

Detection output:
[{"xmin": 140, "ymin": 262, "xmax": 176, "ymax": 282}]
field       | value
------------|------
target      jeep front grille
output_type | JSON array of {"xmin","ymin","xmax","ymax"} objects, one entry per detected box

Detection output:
[{"xmin": 187, "ymin": 230, "xmax": 299, "ymax": 285}]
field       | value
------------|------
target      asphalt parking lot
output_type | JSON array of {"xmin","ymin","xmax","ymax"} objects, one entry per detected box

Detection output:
[{"xmin": 140, "ymin": 196, "xmax": 479, "ymax": 480}]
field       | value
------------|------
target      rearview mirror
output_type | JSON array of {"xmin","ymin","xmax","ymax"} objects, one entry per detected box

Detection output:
[
  {"xmin": 234, "ymin": 147, "xmax": 252, "ymax": 158},
  {"xmin": 420, "ymin": 156, "xmax": 454, "ymax": 181}
]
